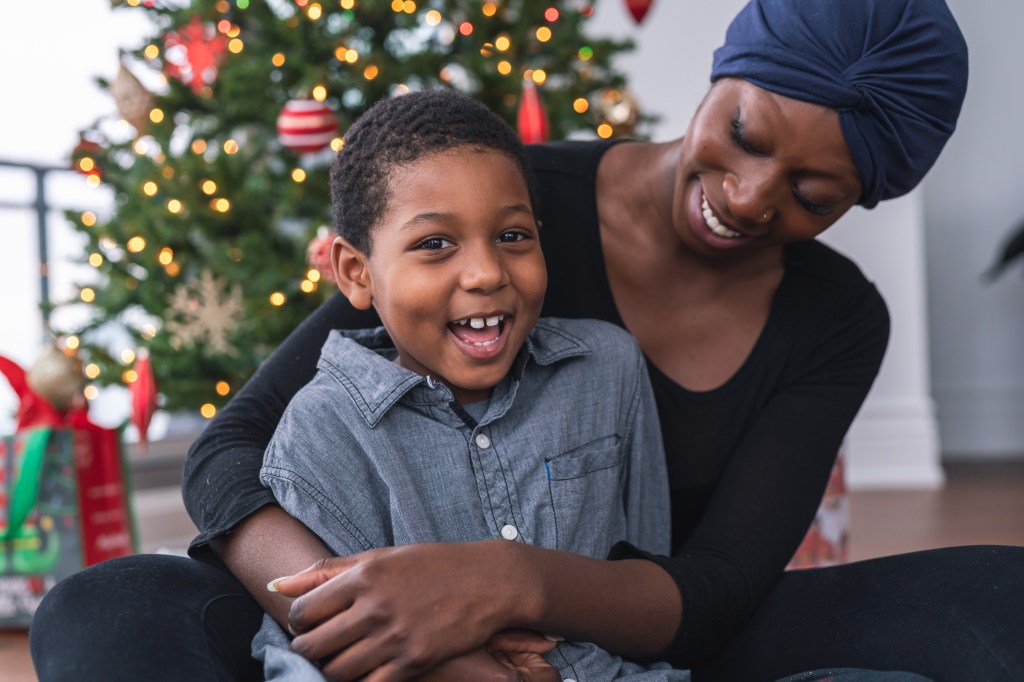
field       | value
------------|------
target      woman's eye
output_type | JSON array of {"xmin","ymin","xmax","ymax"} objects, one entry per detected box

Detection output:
[
  {"xmin": 793, "ymin": 190, "xmax": 831, "ymax": 217},
  {"xmin": 418, "ymin": 237, "xmax": 452, "ymax": 250},
  {"xmin": 497, "ymin": 230, "xmax": 529, "ymax": 243},
  {"xmin": 730, "ymin": 115, "xmax": 759, "ymax": 155}
]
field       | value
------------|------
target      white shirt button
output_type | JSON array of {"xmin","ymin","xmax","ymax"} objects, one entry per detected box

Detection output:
[
  {"xmin": 475, "ymin": 433, "xmax": 491, "ymax": 449},
  {"xmin": 500, "ymin": 524, "xmax": 518, "ymax": 540}
]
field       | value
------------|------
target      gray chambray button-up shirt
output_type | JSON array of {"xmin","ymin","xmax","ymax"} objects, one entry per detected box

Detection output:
[{"xmin": 253, "ymin": 317, "xmax": 687, "ymax": 681}]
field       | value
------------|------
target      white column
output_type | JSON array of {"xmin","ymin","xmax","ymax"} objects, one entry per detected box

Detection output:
[{"xmin": 822, "ymin": 197, "xmax": 944, "ymax": 489}]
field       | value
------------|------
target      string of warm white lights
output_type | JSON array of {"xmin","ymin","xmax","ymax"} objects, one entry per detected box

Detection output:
[{"xmin": 66, "ymin": 0, "xmax": 642, "ymax": 418}]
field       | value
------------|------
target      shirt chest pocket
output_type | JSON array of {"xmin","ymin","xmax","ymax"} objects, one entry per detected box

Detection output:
[{"xmin": 544, "ymin": 437, "xmax": 627, "ymax": 557}]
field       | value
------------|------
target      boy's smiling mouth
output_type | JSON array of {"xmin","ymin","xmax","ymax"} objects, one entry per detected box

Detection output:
[{"xmin": 448, "ymin": 314, "xmax": 510, "ymax": 358}]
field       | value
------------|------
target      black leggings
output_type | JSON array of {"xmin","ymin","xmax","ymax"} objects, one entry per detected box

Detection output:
[{"xmin": 29, "ymin": 546, "xmax": 1023, "ymax": 682}]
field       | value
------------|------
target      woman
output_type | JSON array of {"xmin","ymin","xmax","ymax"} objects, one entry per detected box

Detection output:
[{"xmin": 32, "ymin": 1, "xmax": 1018, "ymax": 681}]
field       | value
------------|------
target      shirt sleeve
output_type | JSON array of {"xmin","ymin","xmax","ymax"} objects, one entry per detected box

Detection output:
[
  {"xmin": 614, "ymin": 282, "xmax": 890, "ymax": 667},
  {"xmin": 183, "ymin": 292, "xmax": 380, "ymax": 557},
  {"xmin": 259, "ymin": 385, "xmax": 377, "ymax": 557}
]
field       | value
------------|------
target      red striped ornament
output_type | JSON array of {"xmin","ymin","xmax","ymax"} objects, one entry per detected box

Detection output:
[
  {"xmin": 276, "ymin": 99, "xmax": 339, "ymax": 155},
  {"xmin": 516, "ymin": 81, "xmax": 549, "ymax": 144}
]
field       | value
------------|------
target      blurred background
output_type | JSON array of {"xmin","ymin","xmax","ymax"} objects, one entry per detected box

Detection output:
[{"xmin": 1, "ymin": 0, "xmax": 1022, "ymax": 500}]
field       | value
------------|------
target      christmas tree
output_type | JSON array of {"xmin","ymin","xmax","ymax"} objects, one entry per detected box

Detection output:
[{"xmin": 64, "ymin": 0, "xmax": 642, "ymax": 418}]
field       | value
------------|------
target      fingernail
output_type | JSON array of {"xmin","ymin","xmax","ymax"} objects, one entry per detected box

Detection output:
[
  {"xmin": 266, "ymin": 577, "xmax": 288, "ymax": 592},
  {"xmin": 543, "ymin": 633, "xmax": 565, "ymax": 642}
]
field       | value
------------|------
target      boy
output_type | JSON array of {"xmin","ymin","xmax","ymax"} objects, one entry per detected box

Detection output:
[{"xmin": 253, "ymin": 88, "xmax": 682, "ymax": 681}]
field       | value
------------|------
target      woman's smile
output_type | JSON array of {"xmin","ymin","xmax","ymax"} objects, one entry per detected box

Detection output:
[
  {"xmin": 686, "ymin": 182, "xmax": 756, "ymax": 251},
  {"xmin": 701, "ymin": 193, "xmax": 744, "ymax": 239}
]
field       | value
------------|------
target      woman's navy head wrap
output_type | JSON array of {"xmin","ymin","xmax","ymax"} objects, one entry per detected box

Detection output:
[{"xmin": 711, "ymin": 0, "xmax": 968, "ymax": 208}]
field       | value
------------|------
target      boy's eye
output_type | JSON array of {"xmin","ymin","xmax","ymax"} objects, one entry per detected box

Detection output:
[
  {"xmin": 497, "ymin": 230, "xmax": 529, "ymax": 243},
  {"xmin": 417, "ymin": 237, "xmax": 452, "ymax": 250}
]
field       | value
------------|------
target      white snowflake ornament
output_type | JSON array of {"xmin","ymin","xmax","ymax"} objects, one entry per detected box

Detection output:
[{"xmin": 165, "ymin": 270, "xmax": 245, "ymax": 355}]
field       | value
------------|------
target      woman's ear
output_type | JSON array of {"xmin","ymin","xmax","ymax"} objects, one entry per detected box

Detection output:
[{"xmin": 332, "ymin": 236, "xmax": 373, "ymax": 310}]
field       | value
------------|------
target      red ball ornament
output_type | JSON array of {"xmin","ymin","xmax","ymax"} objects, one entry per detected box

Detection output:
[
  {"xmin": 624, "ymin": 0, "xmax": 654, "ymax": 24},
  {"xmin": 277, "ymin": 99, "xmax": 340, "ymax": 155},
  {"xmin": 516, "ymin": 81, "xmax": 549, "ymax": 145}
]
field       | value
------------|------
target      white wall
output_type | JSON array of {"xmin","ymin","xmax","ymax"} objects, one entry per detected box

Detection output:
[
  {"xmin": 924, "ymin": 0, "xmax": 1024, "ymax": 459},
  {"xmin": 0, "ymin": 1, "xmax": 151, "ymax": 433}
]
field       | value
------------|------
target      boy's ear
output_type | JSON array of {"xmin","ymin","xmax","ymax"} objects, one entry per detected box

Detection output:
[{"xmin": 332, "ymin": 236, "xmax": 373, "ymax": 310}]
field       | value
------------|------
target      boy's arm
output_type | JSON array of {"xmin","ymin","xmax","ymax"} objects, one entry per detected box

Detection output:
[
  {"xmin": 185, "ymin": 293, "xmax": 379, "ymax": 623},
  {"xmin": 253, "ymin": 375, "xmax": 381, "ymax": 627},
  {"xmin": 211, "ymin": 506, "xmax": 331, "ymax": 625}
]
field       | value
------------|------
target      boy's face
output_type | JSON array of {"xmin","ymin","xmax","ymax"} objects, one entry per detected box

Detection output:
[{"xmin": 335, "ymin": 148, "xmax": 546, "ymax": 404}]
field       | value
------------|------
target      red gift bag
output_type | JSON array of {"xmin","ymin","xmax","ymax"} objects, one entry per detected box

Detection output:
[{"xmin": 0, "ymin": 424, "xmax": 137, "ymax": 627}]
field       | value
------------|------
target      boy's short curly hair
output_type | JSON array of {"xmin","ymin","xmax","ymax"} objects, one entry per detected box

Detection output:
[{"xmin": 330, "ymin": 88, "xmax": 536, "ymax": 254}]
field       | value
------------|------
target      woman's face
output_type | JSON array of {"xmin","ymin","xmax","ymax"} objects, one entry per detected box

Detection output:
[{"xmin": 673, "ymin": 77, "xmax": 862, "ymax": 258}]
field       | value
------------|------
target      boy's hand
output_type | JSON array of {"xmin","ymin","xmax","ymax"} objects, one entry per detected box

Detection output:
[
  {"xmin": 412, "ymin": 637, "xmax": 560, "ymax": 682},
  {"xmin": 485, "ymin": 630, "xmax": 562, "ymax": 682}
]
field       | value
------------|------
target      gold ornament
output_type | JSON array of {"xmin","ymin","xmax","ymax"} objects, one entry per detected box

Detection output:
[
  {"xmin": 110, "ymin": 64, "xmax": 156, "ymax": 134},
  {"xmin": 27, "ymin": 346, "xmax": 85, "ymax": 412},
  {"xmin": 592, "ymin": 87, "xmax": 641, "ymax": 137}
]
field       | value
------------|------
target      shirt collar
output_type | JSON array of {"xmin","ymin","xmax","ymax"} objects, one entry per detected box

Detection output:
[{"xmin": 319, "ymin": 320, "xmax": 592, "ymax": 426}]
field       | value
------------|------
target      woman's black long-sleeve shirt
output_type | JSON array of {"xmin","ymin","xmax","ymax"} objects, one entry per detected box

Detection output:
[{"xmin": 182, "ymin": 140, "xmax": 889, "ymax": 667}]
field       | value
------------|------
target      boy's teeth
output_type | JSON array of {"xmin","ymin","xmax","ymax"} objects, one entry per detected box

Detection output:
[
  {"xmin": 461, "ymin": 314, "xmax": 504, "ymax": 329},
  {"xmin": 701, "ymin": 194, "xmax": 743, "ymax": 239}
]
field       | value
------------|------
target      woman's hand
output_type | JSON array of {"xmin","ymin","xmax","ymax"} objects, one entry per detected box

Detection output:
[{"xmin": 270, "ymin": 541, "xmax": 540, "ymax": 682}]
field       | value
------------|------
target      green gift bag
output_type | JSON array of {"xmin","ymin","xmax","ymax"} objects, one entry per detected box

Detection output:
[{"xmin": 0, "ymin": 425, "xmax": 137, "ymax": 627}]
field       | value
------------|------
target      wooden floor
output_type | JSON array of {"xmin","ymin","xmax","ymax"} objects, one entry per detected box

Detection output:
[
  {"xmin": 847, "ymin": 460, "xmax": 1024, "ymax": 561},
  {"xmin": 5, "ymin": 460, "xmax": 1024, "ymax": 680}
]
